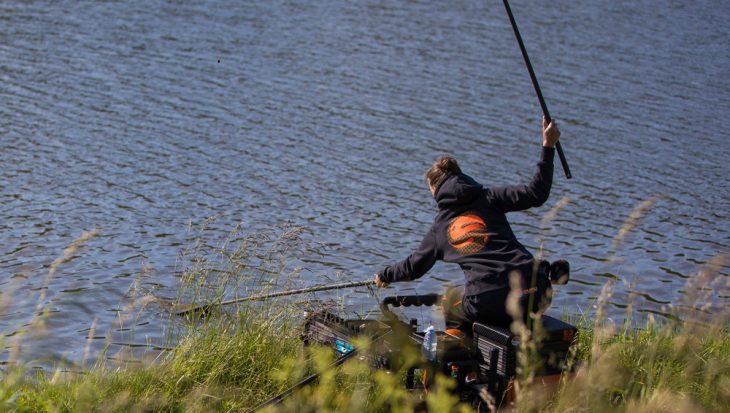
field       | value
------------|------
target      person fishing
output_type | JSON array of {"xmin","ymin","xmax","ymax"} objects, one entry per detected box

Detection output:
[{"xmin": 374, "ymin": 117, "xmax": 562, "ymax": 329}]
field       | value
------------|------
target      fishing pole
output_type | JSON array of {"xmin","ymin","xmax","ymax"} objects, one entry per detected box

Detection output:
[
  {"xmin": 247, "ymin": 327, "xmax": 392, "ymax": 412},
  {"xmin": 502, "ymin": 0, "xmax": 572, "ymax": 179},
  {"xmin": 175, "ymin": 279, "xmax": 375, "ymax": 316}
]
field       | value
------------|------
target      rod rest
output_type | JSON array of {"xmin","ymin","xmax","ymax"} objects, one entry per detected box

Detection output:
[
  {"xmin": 380, "ymin": 294, "xmax": 442, "ymax": 315},
  {"xmin": 548, "ymin": 259, "xmax": 570, "ymax": 285}
]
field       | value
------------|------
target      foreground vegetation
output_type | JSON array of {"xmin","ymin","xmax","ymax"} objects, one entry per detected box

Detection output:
[
  {"xmin": 2, "ymin": 299, "xmax": 728, "ymax": 412},
  {"xmin": 1, "ymin": 224, "xmax": 728, "ymax": 412}
]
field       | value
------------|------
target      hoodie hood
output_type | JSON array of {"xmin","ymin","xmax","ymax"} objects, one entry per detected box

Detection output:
[{"xmin": 435, "ymin": 173, "xmax": 484, "ymax": 209}]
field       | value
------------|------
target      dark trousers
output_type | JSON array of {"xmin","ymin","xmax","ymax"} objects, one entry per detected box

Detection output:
[{"xmin": 443, "ymin": 265, "xmax": 553, "ymax": 330}]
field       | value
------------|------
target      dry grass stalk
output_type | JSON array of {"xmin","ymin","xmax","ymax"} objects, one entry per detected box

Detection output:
[{"xmin": 611, "ymin": 196, "xmax": 663, "ymax": 252}]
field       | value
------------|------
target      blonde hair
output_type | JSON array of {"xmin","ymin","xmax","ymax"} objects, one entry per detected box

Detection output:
[{"xmin": 425, "ymin": 155, "xmax": 461, "ymax": 193}]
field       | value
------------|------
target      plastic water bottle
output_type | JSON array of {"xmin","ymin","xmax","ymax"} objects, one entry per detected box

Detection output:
[{"xmin": 422, "ymin": 324, "xmax": 437, "ymax": 361}]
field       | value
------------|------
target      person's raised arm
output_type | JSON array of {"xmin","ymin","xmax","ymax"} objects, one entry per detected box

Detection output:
[{"xmin": 486, "ymin": 117, "xmax": 560, "ymax": 213}]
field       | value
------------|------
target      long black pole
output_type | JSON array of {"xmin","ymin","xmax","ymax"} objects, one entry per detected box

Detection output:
[
  {"xmin": 247, "ymin": 348, "xmax": 359, "ymax": 412},
  {"xmin": 248, "ymin": 329, "xmax": 391, "ymax": 412},
  {"xmin": 502, "ymin": 0, "xmax": 572, "ymax": 179}
]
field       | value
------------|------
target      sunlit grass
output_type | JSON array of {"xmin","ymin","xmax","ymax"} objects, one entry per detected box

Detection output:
[
  {"xmin": 1, "ymin": 211, "xmax": 729, "ymax": 412},
  {"xmin": 1, "ymin": 223, "xmax": 313, "ymax": 412}
]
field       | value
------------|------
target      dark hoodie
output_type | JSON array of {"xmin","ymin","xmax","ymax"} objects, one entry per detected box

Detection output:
[{"xmin": 379, "ymin": 147, "xmax": 555, "ymax": 296}]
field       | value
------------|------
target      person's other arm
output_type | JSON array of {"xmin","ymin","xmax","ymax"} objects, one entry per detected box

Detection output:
[{"xmin": 375, "ymin": 228, "xmax": 439, "ymax": 287}]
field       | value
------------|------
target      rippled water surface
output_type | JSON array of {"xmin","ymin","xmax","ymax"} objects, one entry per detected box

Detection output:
[{"xmin": 2, "ymin": 0, "xmax": 729, "ymax": 366}]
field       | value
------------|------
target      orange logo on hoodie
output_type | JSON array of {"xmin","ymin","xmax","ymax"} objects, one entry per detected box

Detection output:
[{"xmin": 447, "ymin": 214, "xmax": 489, "ymax": 254}]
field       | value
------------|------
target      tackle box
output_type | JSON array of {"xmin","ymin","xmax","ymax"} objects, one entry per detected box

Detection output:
[{"xmin": 473, "ymin": 314, "xmax": 578, "ymax": 379}]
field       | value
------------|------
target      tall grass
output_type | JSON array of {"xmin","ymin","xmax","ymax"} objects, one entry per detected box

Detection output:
[
  {"xmin": 0, "ymin": 223, "xmax": 316, "ymax": 411},
  {"xmin": 1, "ymin": 212, "xmax": 729, "ymax": 412}
]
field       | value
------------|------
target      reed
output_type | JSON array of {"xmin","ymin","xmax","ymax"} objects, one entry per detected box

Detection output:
[{"xmin": 1, "ymin": 214, "xmax": 728, "ymax": 412}]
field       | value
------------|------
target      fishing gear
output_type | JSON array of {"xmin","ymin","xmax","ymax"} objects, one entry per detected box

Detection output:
[
  {"xmin": 175, "ymin": 279, "xmax": 375, "ymax": 316},
  {"xmin": 248, "ymin": 327, "xmax": 392, "ymax": 412},
  {"xmin": 502, "ymin": 0, "xmax": 573, "ymax": 179},
  {"xmin": 297, "ymin": 292, "xmax": 578, "ymax": 410}
]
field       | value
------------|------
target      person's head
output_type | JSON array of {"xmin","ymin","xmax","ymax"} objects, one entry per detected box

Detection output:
[{"xmin": 425, "ymin": 155, "xmax": 461, "ymax": 197}]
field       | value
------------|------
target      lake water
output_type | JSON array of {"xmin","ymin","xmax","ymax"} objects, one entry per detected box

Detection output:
[{"xmin": 2, "ymin": 0, "xmax": 729, "ymax": 367}]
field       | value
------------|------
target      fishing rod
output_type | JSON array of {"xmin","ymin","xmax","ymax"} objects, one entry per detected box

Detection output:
[
  {"xmin": 175, "ymin": 279, "xmax": 375, "ymax": 316},
  {"xmin": 247, "ymin": 350, "xmax": 359, "ymax": 412},
  {"xmin": 247, "ymin": 327, "xmax": 392, "ymax": 412},
  {"xmin": 502, "ymin": 0, "xmax": 572, "ymax": 179}
]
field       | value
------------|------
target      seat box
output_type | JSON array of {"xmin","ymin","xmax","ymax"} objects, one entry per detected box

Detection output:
[{"xmin": 473, "ymin": 315, "xmax": 577, "ymax": 379}]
